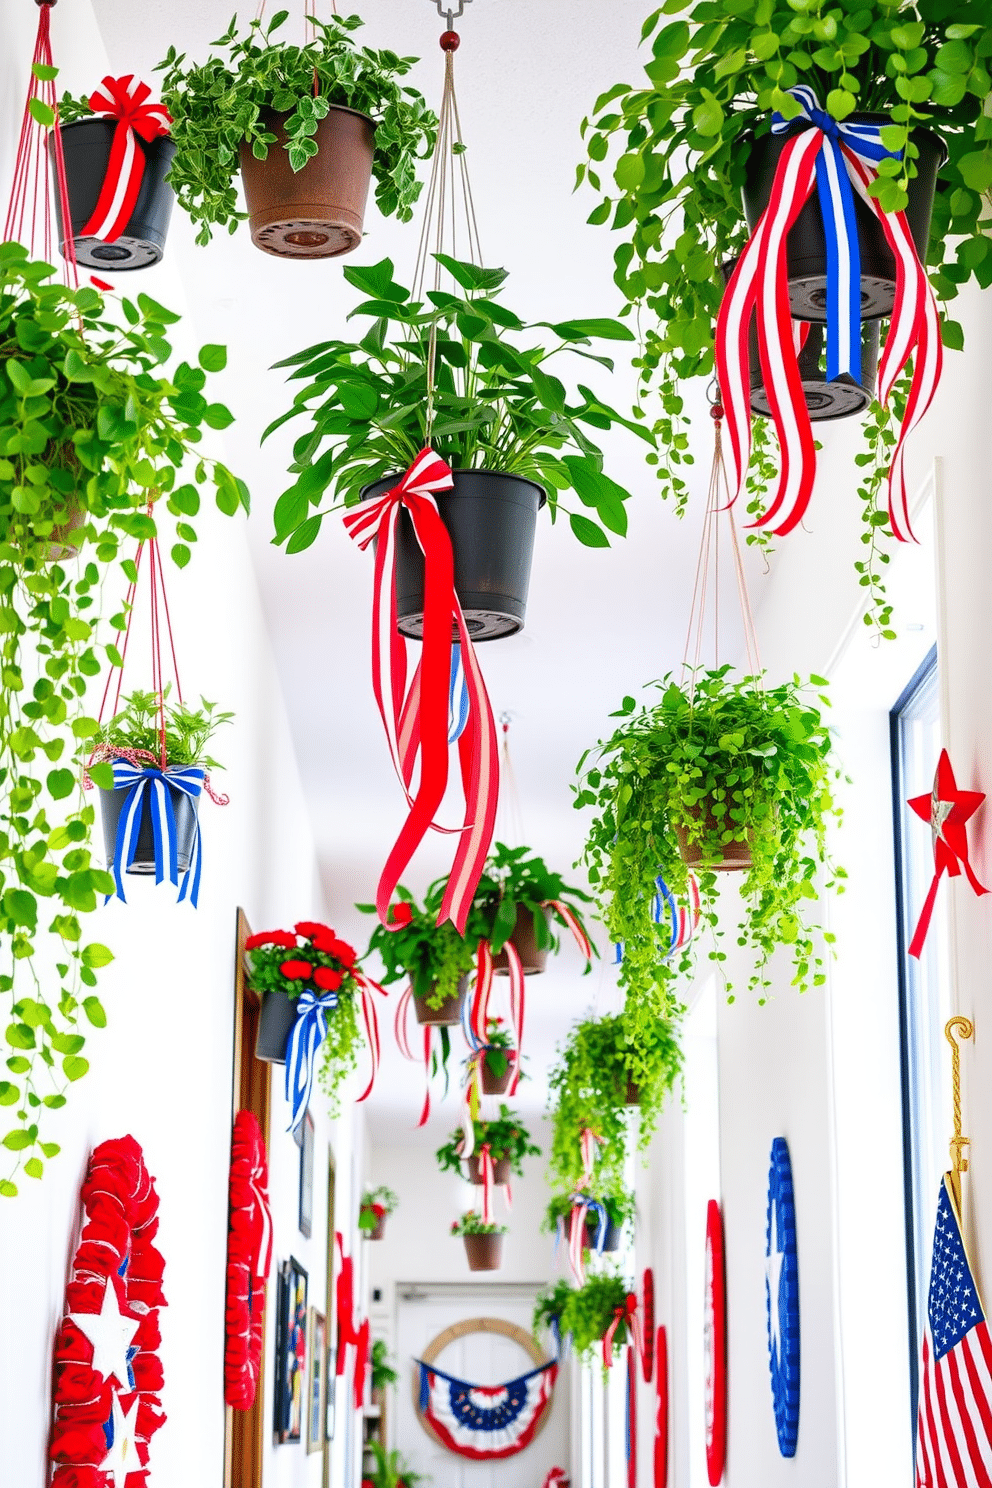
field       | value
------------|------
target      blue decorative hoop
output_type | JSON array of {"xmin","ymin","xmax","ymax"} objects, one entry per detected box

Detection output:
[{"xmin": 765, "ymin": 1136, "xmax": 800, "ymax": 1456}]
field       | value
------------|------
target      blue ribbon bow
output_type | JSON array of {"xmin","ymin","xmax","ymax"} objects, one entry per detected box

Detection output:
[
  {"xmin": 285, "ymin": 989, "xmax": 339, "ymax": 1133},
  {"xmin": 107, "ymin": 760, "xmax": 205, "ymax": 907},
  {"xmin": 771, "ymin": 84, "xmax": 901, "ymax": 384},
  {"xmin": 613, "ymin": 874, "xmax": 679, "ymax": 965}
]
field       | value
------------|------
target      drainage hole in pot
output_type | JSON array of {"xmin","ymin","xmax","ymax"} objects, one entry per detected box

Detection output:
[
  {"xmin": 804, "ymin": 389, "xmax": 833, "ymax": 410},
  {"xmin": 286, "ymin": 230, "xmax": 330, "ymax": 247},
  {"xmin": 91, "ymin": 243, "xmax": 133, "ymax": 261}
]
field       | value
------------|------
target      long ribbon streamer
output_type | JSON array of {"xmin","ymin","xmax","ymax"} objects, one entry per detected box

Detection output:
[
  {"xmin": 285, "ymin": 990, "xmax": 339, "ymax": 1133},
  {"xmin": 603, "ymin": 1294, "xmax": 641, "ymax": 1371},
  {"xmin": 81, "ymin": 76, "xmax": 171, "ymax": 242},
  {"xmin": 394, "ymin": 985, "xmax": 433, "ymax": 1126},
  {"xmin": 354, "ymin": 971, "xmax": 386, "ymax": 1103},
  {"xmin": 478, "ymin": 1142, "xmax": 495, "ymax": 1225},
  {"xmin": 613, "ymin": 872, "xmax": 700, "ymax": 966},
  {"xmin": 106, "ymin": 760, "xmax": 204, "ymax": 906}
]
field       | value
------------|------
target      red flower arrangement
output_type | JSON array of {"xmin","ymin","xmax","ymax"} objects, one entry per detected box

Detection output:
[
  {"xmin": 224, "ymin": 1112, "xmax": 272, "ymax": 1410},
  {"xmin": 49, "ymin": 1135, "xmax": 166, "ymax": 1487}
]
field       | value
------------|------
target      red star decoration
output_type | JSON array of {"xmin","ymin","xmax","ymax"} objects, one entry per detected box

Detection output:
[{"xmin": 908, "ymin": 749, "xmax": 987, "ymax": 958}]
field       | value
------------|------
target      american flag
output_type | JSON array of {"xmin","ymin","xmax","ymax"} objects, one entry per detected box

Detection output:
[{"xmin": 916, "ymin": 1175, "xmax": 992, "ymax": 1486}]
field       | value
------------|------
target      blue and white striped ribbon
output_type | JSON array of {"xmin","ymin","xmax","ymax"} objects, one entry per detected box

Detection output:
[
  {"xmin": 285, "ymin": 989, "xmax": 339, "ymax": 1133},
  {"xmin": 613, "ymin": 874, "xmax": 679, "ymax": 965},
  {"xmin": 771, "ymin": 85, "xmax": 901, "ymax": 384},
  {"xmin": 107, "ymin": 760, "xmax": 205, "ymax": 907},
  {"xmin": 448, "ymin": 644, "xmax": 470, "ymax": 744}
]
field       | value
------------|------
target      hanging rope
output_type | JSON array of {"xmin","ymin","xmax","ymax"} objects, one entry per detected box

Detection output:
[{"xmin": 495, "ymin": 713, "xmax": 525, "ymax": 849}]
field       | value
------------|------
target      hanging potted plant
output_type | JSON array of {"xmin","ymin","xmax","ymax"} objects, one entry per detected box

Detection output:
[
  {"xmin": 359, "ymin": 1185, "xmax": 398, "ymax": 1241},
  {"xmin": 0, "ymin": 244, "xmax": 247, "ymax": 1192},
  {"xmin": 56, "ymin": 80, "xmax": 175, "ymax": 271},
  {"xmin": 543, "ymin": 1190, "xmax": 635, "ymax": 1255},
  {"xmin": 436, "ymin": 1105, "xmax": 540, "ymax": 1188},
  {"xmin": 577, "ymin": 667, "xmax": 842, "ymax": 1009},
  {"xmin": 451, "ymin": 1210, "xmax": 507, "ymax": 1272},
  {"xmin": 370, "ymin": 1339, "xmax": 399, "ymax": 1408},
  {"xmin": 362, "ymin": 1442, "xmax": 425, "ymax": 1488},
  {"xmin": 469, "ymin": 1017, "xmax": 519, "ymax": 1096},
  {"xmin": 155, "ymin": 12, "xmax": 437, "ymax": 257},
  {"xmin": 359, "ymin": 882, "xmax": 484, "ymax": 1026},
  {"xmin": 533, "ymin": 1279, "xmax": 576, "ymax": 1346},
  {"xmin": 470, "ymin": 842, "xmax": 595, "ymax": 976},
  {"xmin": 549, "ymin": 1271, "xmax": 633, "ymax": 1364},
  {"xmin": 267, "ymin": 253, "xmax": 655, "ymax": 636}
]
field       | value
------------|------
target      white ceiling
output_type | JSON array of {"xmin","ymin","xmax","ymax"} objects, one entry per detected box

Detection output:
[{"xmin": 85, "ymin": 0, "xmax": 770, "ymax": 1144}]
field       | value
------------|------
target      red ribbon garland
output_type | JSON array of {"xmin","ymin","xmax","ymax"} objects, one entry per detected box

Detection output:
[
  {"xmin": 343, "ymin": 449, "xmax": 498, "ymax": 934},
  {"xmin": 81, "ymin": 76, "xmax": 171, "ymax": 243},
  {"xmin": 224, "ymin": 1112, "xmax": 273, "ymax": 1410}
]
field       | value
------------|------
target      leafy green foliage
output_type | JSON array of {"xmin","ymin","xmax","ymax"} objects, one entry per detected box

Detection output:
[
  {"xmin": 154, "ymin": 12, "xmax": 437, "ymax": 243},
  {"xmin": 450, "ymin": 1209, "xmax": 507, "ymax": 1236},
  {"xmin": 0, "ymin": 243, "xmax": 247, "ymax": 1193},
  {"xmin": 266, "ymin": 256, "xmax": 655, "ymax": 550},
  {"xmin": 470, "ymin": 842, "xmax": 595, "ymax": 958},
  {"xmin": 555, "ymin": 1270, "xmax": 631, "ymax": 1360},
  {"xmin": 370, "ymin": 1338, "xmax": 399, "ymax": 1392},
  {"xmin": 360, "ymin": 1183, "xmax": 398, "ymax": 1220},
  {"xmin": 94, "ymin": 687, "xmax": 232, "ymax": 769},
  {"xmin": 547, "ymin": 1014, "xmax": 682, "ymax": 1194},
  {"xmin": 435, "ymin": 1103, "xmax": 540, "ymax": 1177},
  {"xmin": 358, "ymin": 882, "xmax": 482, "ymax": 1010},
  {"xmin": 533, "ymin": 1277, "xmax": 576, "ymax": 1338},
  {"xmin": 542, "ymin": 1186, "xmax": 637, "ymax": 1234},
  {"xmin": 576, "ymin": 668, "xmax": 843, "ymax": 1009},
  {"xmin": 363, "ymin": 1441, "xmax": 427, "ymax": 1488}
]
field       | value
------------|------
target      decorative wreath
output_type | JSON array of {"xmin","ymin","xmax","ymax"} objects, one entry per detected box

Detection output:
[
  {"xmin": 224, "ymin": 1111, "xmax": 273, "ymax": 1409},
  {"xmin": 49, "ymin": 1135, "xmax": 167, "ymax": 1487}
]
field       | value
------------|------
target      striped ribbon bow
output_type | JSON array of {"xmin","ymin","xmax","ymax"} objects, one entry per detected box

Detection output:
[
  {"xmin": 603, "ymin": 1293, "xmax": 642, "ymax": 1370},
  {"xmin": 613, "ymin": 872, "xmax": 700, "ymax": 965},
  {"xmin": 285, "ymin": 990, "xmax": 339, "ymax": 1133},
  {"xmin": 343, "ymin": 449, "xmax": 498, "ymax": 935},
  {"xmin": 478, "ymin": 1143, "xmax": 495, "ymax": 1225},
  {"xmin": 81, "ymin": 76, "xmax": 171, "ymax": 243},
  {"xmin": 716, "ymin": 85, "xmax": 942, "ymax": 542},
  {"xmin": 564, "ymin": 1194, "xmax": 607, "ymax": 1286},
  {"xmin": 107, "ymin": 760, "xmax": 204, "ymax": 906}
]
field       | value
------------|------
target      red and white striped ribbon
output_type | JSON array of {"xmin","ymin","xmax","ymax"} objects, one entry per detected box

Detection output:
[
  {"xmin": 354, "ymin": 971, "xmax": 386, "ymax": 1103},
  {"xmin": 81, "ymin": 76, "xmax": 171, "ymax": 242},
  {"xmin": 581, "ymin": 1128, "xmax": 605, "ymax": 1187},
  {"xmin": 568, "ymin": 1200, "xmax": 590, "ymax": 1286},
  {"xmin": 545, "ymin": 899, "xmax": 593, "ymax": 962},
  {"xmin": 603, "ymin": 1294, "xmax": 641, "ymax": 1370},
  {"xmin": 469, "ymin": 939, "xmax": 494, "ymax": 1047},
  {"xmin": 478, "ymin": 1143, "xmax": 495, "ymax": 1225},
  {"xmin": 343, "ymin": 449, "xmax": 499, "ymax": 934},
  {"xmin": 394, "ymin": 985, "xmax": 432, "ymax": 1127}
]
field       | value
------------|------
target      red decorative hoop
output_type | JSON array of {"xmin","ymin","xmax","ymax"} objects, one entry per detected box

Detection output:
[
  {"xmin": 705, "ymin": 1199, "xmax": 728, "ymax": 1486},
  {"xmin": 641, "ymin": 1268, "xmax": 655, "ymax": 1382},
  {"xmin": 654, "ymin": 1326, "xmax": 669, "ymax": 1488},
  {"xmin": 224, "ymin": 1112, "xmax": 273, "ymax": 1409},
  {"xmin": 49, "ymin": 1136, "xmax": 167, "ymax": 1486}
]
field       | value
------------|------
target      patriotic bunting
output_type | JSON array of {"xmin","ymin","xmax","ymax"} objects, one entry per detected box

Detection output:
[{"xmin": 416, "ymin": 1358, "xmax": 557, "ymax": 1460}]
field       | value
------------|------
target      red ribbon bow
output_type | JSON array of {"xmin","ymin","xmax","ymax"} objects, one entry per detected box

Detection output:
[
  {"xmin": 603, "ymin": 1292, "xmax": 641, "ymax": 1370},
  {"xmin": 343, "ymin": 448, "xmax": 498, "ymax": 934},
  {"xmin": 908, "ymin": 749, "xmax": 987, "ymax": 958},
  {"xmin": 81, "ymin": 76, "xmax": 171, "ymax": 244}
]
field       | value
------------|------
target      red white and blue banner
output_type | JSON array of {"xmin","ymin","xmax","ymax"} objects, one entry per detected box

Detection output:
[{"xmin": 416, "ymin": 1358, "xmax": 557, "ymax": 1459}]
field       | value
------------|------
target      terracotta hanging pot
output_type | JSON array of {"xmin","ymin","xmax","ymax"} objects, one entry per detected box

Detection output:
[
  {"xmin": 239, "ymin": 106, "xmax": 375, "ymax": 259},
  {"xmin": 673, "ymin": 803, "xmax": 752, "ymax": 873},
  {"xmin": 359, "ymin": 1205, "xmax": 387, "ymax": 1241},
  {"xmin": 98, "ymin": 772, "xmax": 200, "ymax": 875},
  {"xmin": 361, "ymin": 469, "xmax": 547, "ymax": 641},
  {"xmin": 462, "ymin": 1232, "xmax": 504, "ymax": 1271},
  {"xmin": 624, "ymin": 1079, "xmax": 640, "ymax": 1107},
  {"xmin": 52, "ymin": 120, "xmax": 176, "ymax": 270},
  {"xmin": 492, "ymin": 905, "xmax": 552, "ymax": 976},
  {"xmin": 465, "ymin": 1153, "xmax": 512, "ymax": 1186},
  {"xmin": 740, "ymin": 115, "xmax": 945, "ymax": 322},
  {"xmin": 481, "ymin": 1050, "xmax": 516, "ymax": 1096},
  {"xmin": 412, "ymin": 975, "xmax": 468, "ymax": 1027},
  {"xmin": 254, "ymin": 989, "xmax": 298, "ymax": 1064}
]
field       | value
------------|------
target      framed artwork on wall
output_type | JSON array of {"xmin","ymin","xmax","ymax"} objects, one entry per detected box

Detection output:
[
  {"xmin": 299, "ymin": 1109, "xmax": 314, "ymax": 1239},
  {"xmin": 307, "ymin": 1308, "xmax": 327, "ymax": 1454},
  {"xmin": 274, "ymin": 1257, "xmax": 309, "ymax": 1444}
]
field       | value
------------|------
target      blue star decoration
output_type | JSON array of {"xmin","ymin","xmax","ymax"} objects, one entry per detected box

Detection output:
[{"xmin": 765, "ymin": 1136, "xmax": 800, "ymax": 1457}]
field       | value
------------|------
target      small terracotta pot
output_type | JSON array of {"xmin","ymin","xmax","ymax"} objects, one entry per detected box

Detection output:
[
  {"xmin": 493, "ymin": 905, "xmax": 551, "ymax": 976},
  {"xmin": 462, "ymin": 1232, "xmax": 504, "ymax": 1271},
  {"xmin": 239, "ymin": 106, "xmax": 375, "ymax": 259},
  {"xmin": 466, "ymin": 1153, "xmax": 512, "ymax": 1187},
  {"xmin": 624, "ymin": 1079, "xmax": 640, "ymax": 1107},
  {"xmin": 360, "ymin": 1206, "xmax": 386, "ymax": 1241},
  {"xmin": 481, "ymin": 1050, "xmax": 516, "ymax": 1096},
  {"xmin": 673, "ymin": 803, "xmax": 752, "ymax": 872},
  {"xmin": 413, "ymin": 975, "xmax": 468, "ymax": 1027}
]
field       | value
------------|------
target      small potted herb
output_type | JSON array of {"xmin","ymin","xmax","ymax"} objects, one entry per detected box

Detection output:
[
  {"xmin": 435, "ymin": 1105, "xmax": 540, "ymax": 1187},
  {"xmin": 360, "ymin": 882, "xmax": 484, "ymax": 1026},
  {"xmin": 156, "ymin": 13, "xmax": 436, "ymax": 256},
  {"xmin": 470, "ymin": 843, "xmax": 595, "ymax": 976},
  {"xmin": 370, "ymin": 1339, "xmax": 399, "ymax": 1406},
  {"xmin": 577, "ymin": 668, "xmax": 843, "ymax": 1008},
  {"xmin": 359, "ymin": 1186, "xmax": 398, "ymax": 1241},
  {"xmin": 558, "ymin": 1271, "xmax": 633, "ymax": 1361},
  {"xmin": 268, "ymin": 255, "xmax": 655, "ymax": 638},
  {"xmin": 91, "ymin": 688, "xmax": 232, "ymax": 884},
  {"xmin": 451, "ymin": 1211, "xmax": 507, "ymax": 1272},
  {"xmin": 362, "ymin": 1442, "xmax": 425, "ymax": 1488},
  {"xmin": 471, "ymin": 1018, "xmax": 518, "ymax": 1096},
  {"xmin": 244, "ymin": 922, "xmax": 364, "ymax": 1114}
]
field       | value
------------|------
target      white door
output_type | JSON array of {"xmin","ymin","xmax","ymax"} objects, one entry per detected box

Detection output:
[{"xmin": 393, "ymin": 1285, "xmax": 570, "ymax": 1488}]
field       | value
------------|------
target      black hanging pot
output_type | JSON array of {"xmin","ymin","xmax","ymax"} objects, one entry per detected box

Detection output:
[
  {"xmin": 741, "ymin": 115, "xmax": 946, "ymax": 322},
  {"xmin": 720, "ymin": 258, "xmax": 879, "ymax": 420},
  {"xmin": 98, "ymin": 773, "xmax": 199, "ymax": 875},
  {"xmin": 254, "ymin": 990, "xmax": 299, "ymax": 1064},
  {"xmin": 51, "ymin": 120, "xmax": 176, "ymax": 271},
  {"xmin": 360, "ymin": 469, "xmax": 546, "ymax": 642},
  {"xmin": 584, "ymin": 1216, "xmax": 623, "ymax": 1254}
]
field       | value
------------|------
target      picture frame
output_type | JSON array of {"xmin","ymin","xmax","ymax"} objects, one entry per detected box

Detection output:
[
  {"xmin": 307, "ymin": 1308, "xmax": 327, "ymax": 1454},
  {"xmin": 274, "ymin": 1257, "xmax": 308, "ymax": 1444},
  {"xmin": 299, "ymin": 1108, "xmax": 314, "ymax": 1239},
  {"xmin": 325, "ymin": 1372, "xmax": 336, "ymax": 1442}
]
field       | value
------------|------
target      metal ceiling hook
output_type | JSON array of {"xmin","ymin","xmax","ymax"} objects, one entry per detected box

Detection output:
[{"xmin": 431, "ymin": 0, "xmax": 473, "ymax": 22}]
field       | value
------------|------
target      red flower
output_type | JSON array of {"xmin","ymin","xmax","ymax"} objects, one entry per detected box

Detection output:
[
  {"xmin": 295, "ymin": 920, "xmax": 332, "ymax": 939},
  {"xmin": 279, "ymin": 960, "xmax": 313, "ymax": 981},
  {"xmin": 245, "ymin": 930, "xmax": 296, "ymax": 951},
  {"xmin": 312, "ymin": 930, "xmax": 358, "ymax": 966},
  {"xmin": 388, "ymin": 902, "xmax": 413, "ymax": 928},
  {"xmin": 313, "ymin": 966, "xmax": 342, "ymax": 992}
]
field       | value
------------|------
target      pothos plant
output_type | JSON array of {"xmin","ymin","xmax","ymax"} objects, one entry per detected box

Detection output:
[
  {"xmin": 358, "ymin": 879, "xmax": 485, "ymax": 1012},
  {"xmin": 265, "ymin": 254, "xmax": 656, "ymax": 551},
  {"xmin": 0, "ymin": 243, "xmax": 247, "ymax": 1195},
  {"xmin": 470, "ymin": 841, "xmax": 595, "ymax": 960},
  {"xmin": 576, "ymin": 667, "xmax": 844, "ymax": 1011},
  {"xmin": 435, "ymin": 1104, "xmax": 540, "ymax": 1177},
  {"xmin": 154, "ymin": 11, "xmax": 437, "ymax": 243},
  {"xmin": 547, "ymin": 1013, "xmax": 682, "ymax": 1191},
  {"xmin": 579, "ymin": 0, "xmax": 992, "ymax": 617}
]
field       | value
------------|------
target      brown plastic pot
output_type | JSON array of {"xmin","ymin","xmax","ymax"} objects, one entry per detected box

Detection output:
[
  {"xmin": 239, "ymin": 106, "xmax": 375, "ymax": 259},
  {"xmin": 493, "ymin": 905, "xmax": 552, "ymax": 976},
  {"xmin": 624, "ymin": 1079, "xmax": 640, "ymax": 1107},
  {"xmin": 462, "ymin": 1232, "xmax": 504, "ymax": 1271},
  {"xmin": 481, "ymin": 1050, "xmax": 516, "ymax": 1096},
  {"xmin": 673, "ymin": 804, "xmax": 752, "ymax": 872},
  {"xmin": 413, "ymin": 975, "xmax": 468, "ymax": 1027},
  {"xmin": 360, "ymin": 1206, "xmax": 386, "ymax": 1241},
  {"xmin": 466, "ymin": 1153, "xmax": 512, "ymax": 1186}
]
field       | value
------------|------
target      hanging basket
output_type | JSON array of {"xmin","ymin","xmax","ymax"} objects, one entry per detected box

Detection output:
[
  {"xmin": 98, "ymin": 770, "xmax": 200, "ymax": 874},
  {"xmin": 360, "ymin": 470, "xmax": 546, "ymax": 642},
  {"xmin": 741, "ymin": 115, "xmax": 945, "ymax": 322},
  {"xmin": 359, "ymin": 1205, "xmax": 387, "ymax": 1241},
  {"xmin": 413, "ymin": 975, "xmax": 468, "ymax": 1027},
  {"xmin": 624, "ymin": 1079, "xmax": 640, "ymax": 1107},
  {"xmin": 673, "ymin": 803, "xmax": 753, "ymax": 873},
  {"xmin": 584, "ymin": 1217, "xmax": 623, "ymax": 1254},
  {"xmin": 239, "ymin": 106, "xmax": 375, "ymax": 259},
  {"xmin": 52, "ymin": 121, "xmax": 176, "ymax": 270},
  {"xmin": 481, "ymin": 1049, "xmax": 516, "ymax": 1096},
  {"xmin": 493, "ymin": 905, "xmax": 552, "ymax": 976},
  {"xmin": 254, "ymin": 989, "xmax": 299, "ymax": 1064},
  {"xmin": 466, "ymin": 1153, "xmax": 511, "ymax": 1186},
  {"xmin": 462, "ymin": 1232, "xmax": 504, "ymax": 1271}
]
